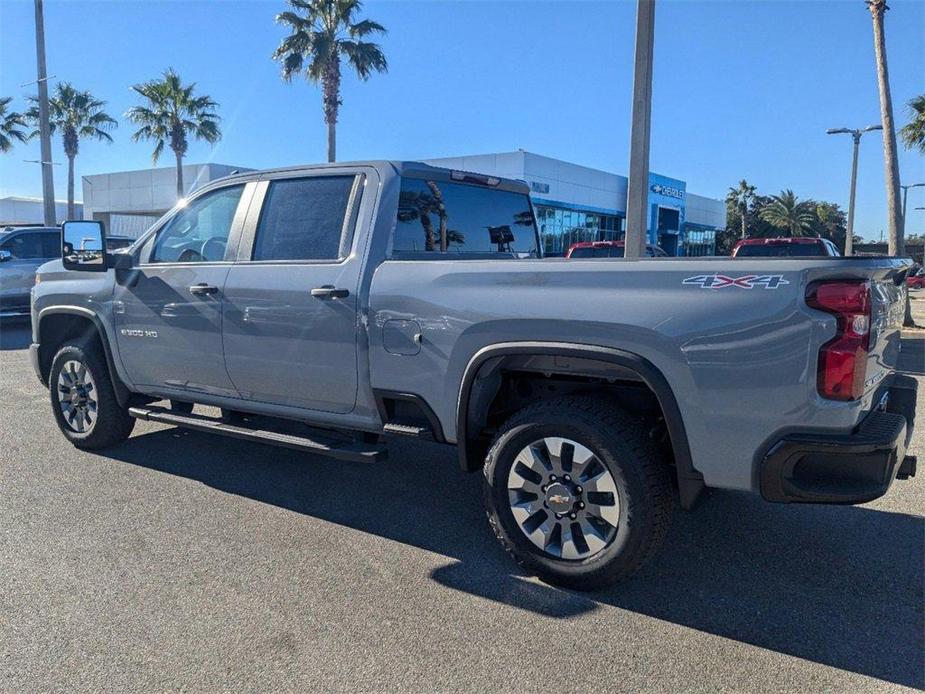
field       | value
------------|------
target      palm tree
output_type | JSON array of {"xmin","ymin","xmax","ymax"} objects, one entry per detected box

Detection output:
[
  {"xmin": 25, "ymin": 84, "xmax": 117, "ymax": 219},
  {"xmin": 899, "ymin": 94, "xmax": 925, "ymax": 154},
  {"xmin": 126, "ymin": 69, "xmax": 221, "ymax": 199},
  {"xmin": 0, "ymin": 97, "xmax": 29, "ymax": 153},
  {"xmin": 273, "ymin": 0, "xmax": 387, "ymax": 162},
  {"xmin": 866, "ymin": 0, "xmax": 904, "ymax": 256},
  {"xmin": 726, "ymin": 179, "xmax": 756, "ymax": 239},
  {"xmin": 759, "ymin": 190, "xmax": 815, "ymax": 237}
]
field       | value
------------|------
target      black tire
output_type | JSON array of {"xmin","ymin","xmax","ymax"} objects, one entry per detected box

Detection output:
[
  {"xmin": 49, "ymin": 339, "xmax": 135, "ymax": 450},
  {"xmin": 483, "ymin": 396, "xmax": 673, "ymax": 591},
  {"xmin": 170, "ymin": 400, "xmax": 195, "ymax": 414}
]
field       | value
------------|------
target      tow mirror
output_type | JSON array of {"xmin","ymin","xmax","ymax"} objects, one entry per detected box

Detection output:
[
  {"xmin": 0, "ymin": 249, "xmax": 11, "ymax": 263},
  {"xmin": 62, "ymin": 220, "xmax": 107, "ymax": 272}
]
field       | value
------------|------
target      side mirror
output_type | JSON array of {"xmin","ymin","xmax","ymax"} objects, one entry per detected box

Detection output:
[
  {"xmin": 62, "ymin": 220, "xmax": 107, "ymax": 272},
  {"xmin": 0, "ymin": 249, "xmax": 11, "ymax": 263}
]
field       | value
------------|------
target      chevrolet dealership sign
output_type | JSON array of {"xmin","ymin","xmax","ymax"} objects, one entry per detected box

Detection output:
[{"xmin": 651, "ymin": 183, "xmax": 684, "ymax": 200}]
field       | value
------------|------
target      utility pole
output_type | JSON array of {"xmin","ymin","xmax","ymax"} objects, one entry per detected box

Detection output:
[
  {"xmin": 826, "ymin": 125, "xmax": 881, "ymax": 256},
  {"xmin": 33, "ymin": 0, "xmax": 56, "ymax": 226},
  {"xmin": 624, "ymin": 0, "xmax": 655, "ymax": 259}
]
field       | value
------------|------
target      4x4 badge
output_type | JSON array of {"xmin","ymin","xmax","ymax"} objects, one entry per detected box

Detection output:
[{"xmin": 682, "ymin": 274, "xmax": 790, "ymax": 289}]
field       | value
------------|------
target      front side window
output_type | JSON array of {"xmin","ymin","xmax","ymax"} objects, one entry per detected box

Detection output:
[
  {"xmin": 1, "ymin": 233, "xmax": 44, "ymax": 259},
  {"xmin": 149, "ymin": 185, "xmax": 244, "ymax": 263},
  {"xmin": 252, "ymin": 176, "xmax": 357, "ymax": 262},
  {"xmin": 394, "ymin": 178, "xmax": 538, "ymax": 257}
]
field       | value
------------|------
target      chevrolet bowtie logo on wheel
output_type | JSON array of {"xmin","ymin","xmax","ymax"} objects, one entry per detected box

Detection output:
[{"xmin": 548, "ymin": 494, "xmax": 570, "ymax": 504}]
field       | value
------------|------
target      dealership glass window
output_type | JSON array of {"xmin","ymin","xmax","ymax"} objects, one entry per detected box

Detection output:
[
  {"xmin": 682, "ymin": 226, "xmax": 717, "ymax": 257},
  {"xmin": 252, "ymin": 176, "xmax": 357, "ymax": 261},
  {"xmin": 393, "ymin": 178, "xmax": 538, "ymax": 257},
  {"xmin": 535, "ymin": 204, "xmax": 623, "ymax": 256}
]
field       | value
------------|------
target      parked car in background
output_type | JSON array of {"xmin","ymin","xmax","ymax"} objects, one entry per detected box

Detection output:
[
  {"xmin": 0, "ymin": 226, "xmax": 61, "ymax": 318},
  {"xmin": 566, "ymin": 240, "xmax": 668, "ymax": 258},
  {"xmin": 907, "ymin": 267, "xmax": 925, "ymax": 289},
  {"xmin": 732, "ymin": 237, "xmax": 841, "ymax": 257}
]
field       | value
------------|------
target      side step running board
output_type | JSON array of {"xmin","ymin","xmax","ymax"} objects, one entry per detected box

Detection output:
[
  {"xmin": 129, "ymin": 406, "xmax": 388, "ymax": 463},
  {"xmin": 382, "ymin": 422, "xmax": 432, "ymax": 438}
]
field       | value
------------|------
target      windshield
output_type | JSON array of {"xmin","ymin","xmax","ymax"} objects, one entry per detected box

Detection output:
[{"xmin": 735, "ymin": 242, "xmax": 826, "ymax": 257}]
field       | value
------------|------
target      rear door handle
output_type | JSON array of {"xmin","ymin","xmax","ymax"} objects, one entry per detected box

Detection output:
[
  {"xmin": 189, "ymin": 283, "xmax": 219, "ymax": 296},
  {"xmin": 311, "ymin": 285, "xmax": 350, "ymax": 299}
]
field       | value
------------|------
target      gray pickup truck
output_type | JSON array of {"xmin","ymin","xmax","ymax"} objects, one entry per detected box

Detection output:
[{"xmin": 30, "ymin": 161, "xmax": 917, "ymax": 589}]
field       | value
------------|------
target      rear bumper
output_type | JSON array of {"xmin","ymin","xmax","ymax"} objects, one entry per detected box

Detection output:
[{"xmin": 760, "ymin": 374, "xmax": 917, "ymax": 504}]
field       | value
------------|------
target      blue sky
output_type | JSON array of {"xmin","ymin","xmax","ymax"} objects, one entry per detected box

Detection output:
[{"xmin": 1, "ymin": 0, "xmax": 923, "ymax": 240}]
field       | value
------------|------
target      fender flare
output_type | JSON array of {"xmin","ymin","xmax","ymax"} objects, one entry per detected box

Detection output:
[
  {"xmin": 36, "ymin": 305, "xmax": 132, "ymax": 408},
  {"xmin": 455, "ymin": 341, "xmax": 705, "ymax": 510}
]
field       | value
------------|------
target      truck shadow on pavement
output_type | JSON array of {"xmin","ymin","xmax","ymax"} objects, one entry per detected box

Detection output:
[{"xmin": 105, "ymin": 428, "xmax": 924, "ymax": 689}]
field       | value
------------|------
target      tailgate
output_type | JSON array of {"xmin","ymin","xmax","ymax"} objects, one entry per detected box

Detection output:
[{"xmin": 866, "ymin": 272, "xmax": 907, "ymax": 392}]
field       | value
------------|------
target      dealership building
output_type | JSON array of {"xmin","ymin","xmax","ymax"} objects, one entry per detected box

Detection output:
[
  {"xmin": 81, "ymin": 162, "xmax": 251, "ymax": 238},
  {"xmin": 0, "ymin": 196, "xmax": 81, "ymax": 226},
  {"xmin": 425, "ymin": 151, "xmax": 724, "ymax": 256},
  {"xmin": 78, "ymin": 151, "xmax": 724, "ymax": 256}
]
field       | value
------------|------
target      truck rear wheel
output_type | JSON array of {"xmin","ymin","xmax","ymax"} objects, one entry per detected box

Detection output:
[
  {"xmin": 482, "ymin": 396, "xmax": 673, "ymax": 591},
  {"xmin": 50, "ymin": 339, "xmax": 135, "ymax": 450}
]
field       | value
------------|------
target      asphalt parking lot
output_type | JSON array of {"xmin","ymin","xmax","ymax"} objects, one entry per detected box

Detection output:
[{"xmin": 1, "ymin": 312, "xmax": 923, "ymax": 692}]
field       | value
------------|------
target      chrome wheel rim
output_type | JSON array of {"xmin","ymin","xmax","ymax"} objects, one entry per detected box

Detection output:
[
  {"xmin": 57, "ymin": 359, "xmax": 98, "ymax": 434},
  {"xmin": 507, "ymin": 437, "xmax": 620, "ymax": 560}
]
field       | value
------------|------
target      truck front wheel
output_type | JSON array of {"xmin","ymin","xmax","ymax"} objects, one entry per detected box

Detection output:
[
  {"xmin": 482, "ymin": 396, "xmax": 673, "ymax": 590},
  {"xmin": 50, "ymin": 339, "xmax": 135, "ymax": 450}
]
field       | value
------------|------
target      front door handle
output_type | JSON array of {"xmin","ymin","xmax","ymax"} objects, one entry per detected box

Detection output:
[
  {"xmin": 189, "ymin": 283, "xmax": 219, "ymax": 296},
  {"xmin": 311, "ymin": 285, "xmax": 350, "ymax": 299}
]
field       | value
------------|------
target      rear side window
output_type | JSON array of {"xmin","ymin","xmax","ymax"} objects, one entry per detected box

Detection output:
[
  {"xmin": 252, "ymin": 176, "xmax": 357, "ymax": 261},
  {"xmin": 393, "ymin": 178, "xmax": 538, "ymax": 257}
]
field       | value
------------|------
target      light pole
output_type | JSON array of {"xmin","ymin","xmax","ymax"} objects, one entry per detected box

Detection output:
[
  {"xmin": 624, "ymin": 0, "xmax": 656, "ymax": 259},
  {"xmin": 32, "ymin": 0, "xmax": 56, "ymax": 226},
  {"xmin": 901, "ymin": 183, "xmax": 925, "ymax": 227},
  {"xmin": 827, "ymin": 124, "xmax": 881, "ymax": 256}
]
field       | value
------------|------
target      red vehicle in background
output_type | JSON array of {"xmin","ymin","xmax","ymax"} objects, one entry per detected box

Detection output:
[
  {"xmin": 566, "ymin": 240, "xmax": 668, "ymax": 258},
  {"xmin": 907, "ymin": 268, "xmax": 925, "ymax": 289},
  {"xmin": 731, "ymin": 237, "xmax": 841, "ymax": 257}
]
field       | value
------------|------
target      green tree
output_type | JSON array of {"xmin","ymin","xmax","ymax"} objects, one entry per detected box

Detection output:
[
  {"xmin": 759, "ymin": 190, "xmax": 815, "ymax": 237},
  {"xmin": 0, "ymin": 97, "xmax": 29, "ymax": 154},
  {"xmin": 25, "ymin": 83, "xmax": 117, "ymax": 219},
  {"xmin": 899, "ymin": 94, "xmax": 925, "ymax": 154},
  {"xmin": 126, "ymin": 69, "xmax": 221, "ymax": 199},
  {"xmin": 273, "ymin": 0, "xmax": 387, "ymax": 162},
  {"xmin": 726, "ymin": 179, "xmax": 756, "ymax": 239}
]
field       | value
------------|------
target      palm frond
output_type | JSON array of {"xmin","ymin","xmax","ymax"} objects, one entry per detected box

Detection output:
[
  {"xmin": 340, "ymin": 39, "xmax": 387, "ymax": 79},
  {"xmin": 349, "ymin": 18, "xmax": 385, "ymax": 37}
]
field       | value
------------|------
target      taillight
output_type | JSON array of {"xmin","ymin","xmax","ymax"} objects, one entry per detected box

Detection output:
[{"xmin": 806, "ymin": 281, "xmax": 871, "ymax": 401}]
